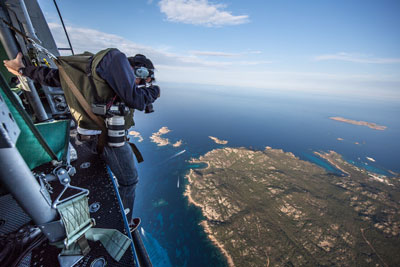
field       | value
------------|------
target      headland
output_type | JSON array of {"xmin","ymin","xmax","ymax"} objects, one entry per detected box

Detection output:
[{"xmin": 185, "ymin": 147, "xmax": 400, "ymax": 266}]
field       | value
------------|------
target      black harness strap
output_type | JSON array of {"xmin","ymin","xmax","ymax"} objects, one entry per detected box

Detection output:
[{"xmin": 128, "ymin": 142, "xmax": 143, "ymax": 163}]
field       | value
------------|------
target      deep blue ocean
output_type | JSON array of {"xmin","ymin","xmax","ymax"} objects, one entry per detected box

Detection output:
[{"xmin": 131, "ymin": 84, "xmax": 400, "ymax": 267}]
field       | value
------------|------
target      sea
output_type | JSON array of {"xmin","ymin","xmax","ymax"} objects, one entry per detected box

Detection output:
[{"xmin": 130, "ymin": 84, "xmax": 400, "ymax": 267}]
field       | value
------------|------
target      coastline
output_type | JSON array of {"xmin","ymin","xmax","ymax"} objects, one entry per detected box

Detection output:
[
  {"xmin": 200, "ymin": 220, "xmax": 235, "ymax": 267},
  {"xmin": 184, "ymin": 168, "xmax": 235, "ymax": 267},
  {"xmin": 314, "ymin": 151, "xmax": 350, "ymax": 176},
  {"xmin": 182, "ymin": 147, "xmax": 400, "ymax": 265}
]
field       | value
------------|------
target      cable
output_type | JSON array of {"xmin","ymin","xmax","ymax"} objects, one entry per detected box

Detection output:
[{"xmin": 53, "ymin": 0, "xmax": 74, "ymax": 55}]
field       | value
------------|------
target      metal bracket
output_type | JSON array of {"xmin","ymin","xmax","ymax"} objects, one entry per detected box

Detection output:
[
  {"xmin": 89, "ymin": 202, "xmax": 100, "ymax": 213},
  {"xmin": 29, "ymin": 38, "xmax": 57, "ymax": 59},
  {"xmin": 58, "ymin": 254, "xmax": 83, "ymax": 267},
  {"xmin": 36, "ymin": 172, "xmax": 53, "ymax": 206},
  {"xmin": 38, "ymin": 219, "xmax": 66, "ymax": 243},
  {"xmin": 0, "ymin": 90, "xmax": 21, "ymax": 146},
  {"xmin": 52, "ymin": 166, "xmax": 89, "ymax": 209}
]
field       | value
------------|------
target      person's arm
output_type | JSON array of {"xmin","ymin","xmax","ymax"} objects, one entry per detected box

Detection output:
[
  {"xmin": 3, "ymin": 52, "xmax": 61, "ymax": 87},
  {"xmin": 96, "ymin": 49, "xmax": 160, "ymax": 111},
  {"xmin": 147, "ymin": 84, "xmax": 160, "ymax": 98},
  {"xmin": 23, "ymin": 65, "xmax": 61, "ymax": 87}
]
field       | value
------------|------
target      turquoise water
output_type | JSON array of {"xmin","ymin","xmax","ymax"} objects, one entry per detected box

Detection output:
[
  {"xmin": 300, "ymin": 152, "xmax": 345, "ymax": 175},
  {"xmin": 346, "ymin": 159, "xmax": 392, "ymax": 176},
  {"xmin": 132, "ymin": 85, "xmax": 400, "ymax": 266}
]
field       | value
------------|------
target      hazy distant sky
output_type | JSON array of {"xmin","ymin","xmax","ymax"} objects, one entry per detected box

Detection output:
[{"xmin": 37, "ymin": 0, "xmax": 400, "ymax": 100}]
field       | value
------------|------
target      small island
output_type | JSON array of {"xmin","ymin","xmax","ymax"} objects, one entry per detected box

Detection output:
[
  {"xmin": 172, "ymin": 140, "xmax": 183, "ymax": 147},
  {"xmin": 209, "ymin": 136, "xmax": 228, "ymax": 145},
  {"xmin": 185, "ymin": 147, "xmax": 399, "ymax": 266},
  {"xmin": 129, "ymin": 130, "xmax": 144, "ymax": 142},
  {"xmin": 150, "ymin": 126, "xmax": 171, "ymax": 146},
  {"xmin": 329, "ymin": 117, "xmax": 387, "ymax": 130}
]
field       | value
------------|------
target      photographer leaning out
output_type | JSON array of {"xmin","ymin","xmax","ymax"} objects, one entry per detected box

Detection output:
[{"xmin": 3, "ymin": 48, "xmax": 160, "ymax": 226}]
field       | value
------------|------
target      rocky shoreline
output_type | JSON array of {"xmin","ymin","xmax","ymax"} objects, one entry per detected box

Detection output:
[
  {"xmin": 184, "ymin": 168, "xmax": 234, "ymax": 266},
  {"xmin": 183, "ymin": 147, "xmax": 400, "ymax": 266}
]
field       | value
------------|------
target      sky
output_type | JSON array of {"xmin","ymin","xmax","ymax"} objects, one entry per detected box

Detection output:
[{"xmin": 37, "ymin": 0, "xmax": 400, "ymax": 100}]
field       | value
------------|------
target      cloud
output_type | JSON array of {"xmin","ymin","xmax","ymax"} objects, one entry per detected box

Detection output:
[
  {"xmin": 158, "ymin": 0, "xmax": 249, "ymax": 27},
  {"xmin": 190, "ymin": 50, "xmax": 240, "ymax": 57},
  {"xmin": 315, "ymin": 52, "xmax": 400, "ymax": 64},
  {"xmin": 46, "ymin": 23, "xmax": 400, "ymax": 101},
  {"xmin": 49, "ymin": 23, "xmax": 150, "ymax": 54},
  {"xmin": 190, "ymin": 50, "xmax": 263, "ymax": 57},
  {"xmin": 48, "ymin": 22, "xmax": 265, "ymax": 68},
  {"xmin": 236, "ymin": 60, "xmax": 272, "ymax": 65},
  {"xmin": 156, "ymin": 64, "xmax": 400, "ymax": 100}
]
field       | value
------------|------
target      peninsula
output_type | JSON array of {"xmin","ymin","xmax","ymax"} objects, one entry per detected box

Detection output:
[
  {"xmin": 329, "ymin": 116, "xmax": 387, "ymax": 130},
  {"xmin": 185, "ymin": 147, "xmax": 400, "ymax": 266}
]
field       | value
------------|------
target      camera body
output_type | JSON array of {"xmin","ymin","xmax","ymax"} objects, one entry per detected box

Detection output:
[
  {"xmin": 92, "ymin": 102, "xmax": 129, "ymax": 147},
  {"xmin": 91, "ymin": 102, "xmax": 129, "ymax": 117},
  {"xmin": 137, "ymin": 82, "xmax": 155, "ymax": 114},
  {"xmin": 129, "ymin": 53, "xmax": 156, "ymax": 114}
]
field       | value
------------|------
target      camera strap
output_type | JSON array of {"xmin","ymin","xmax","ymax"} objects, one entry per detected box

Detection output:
[{"xmin": 56, "ymin": 63, "xmax": 107, "ymax": 154}]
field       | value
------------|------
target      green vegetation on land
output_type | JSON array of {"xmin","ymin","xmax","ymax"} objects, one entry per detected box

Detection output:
[{"xmin": 185, "ymin": 147, "xmax": 400, "ymax": 266}]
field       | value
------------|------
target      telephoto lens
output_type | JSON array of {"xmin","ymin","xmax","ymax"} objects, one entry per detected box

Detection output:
[{"xmin": 106, "ymin": 116, "xmax": 125, "ymax": 147}]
